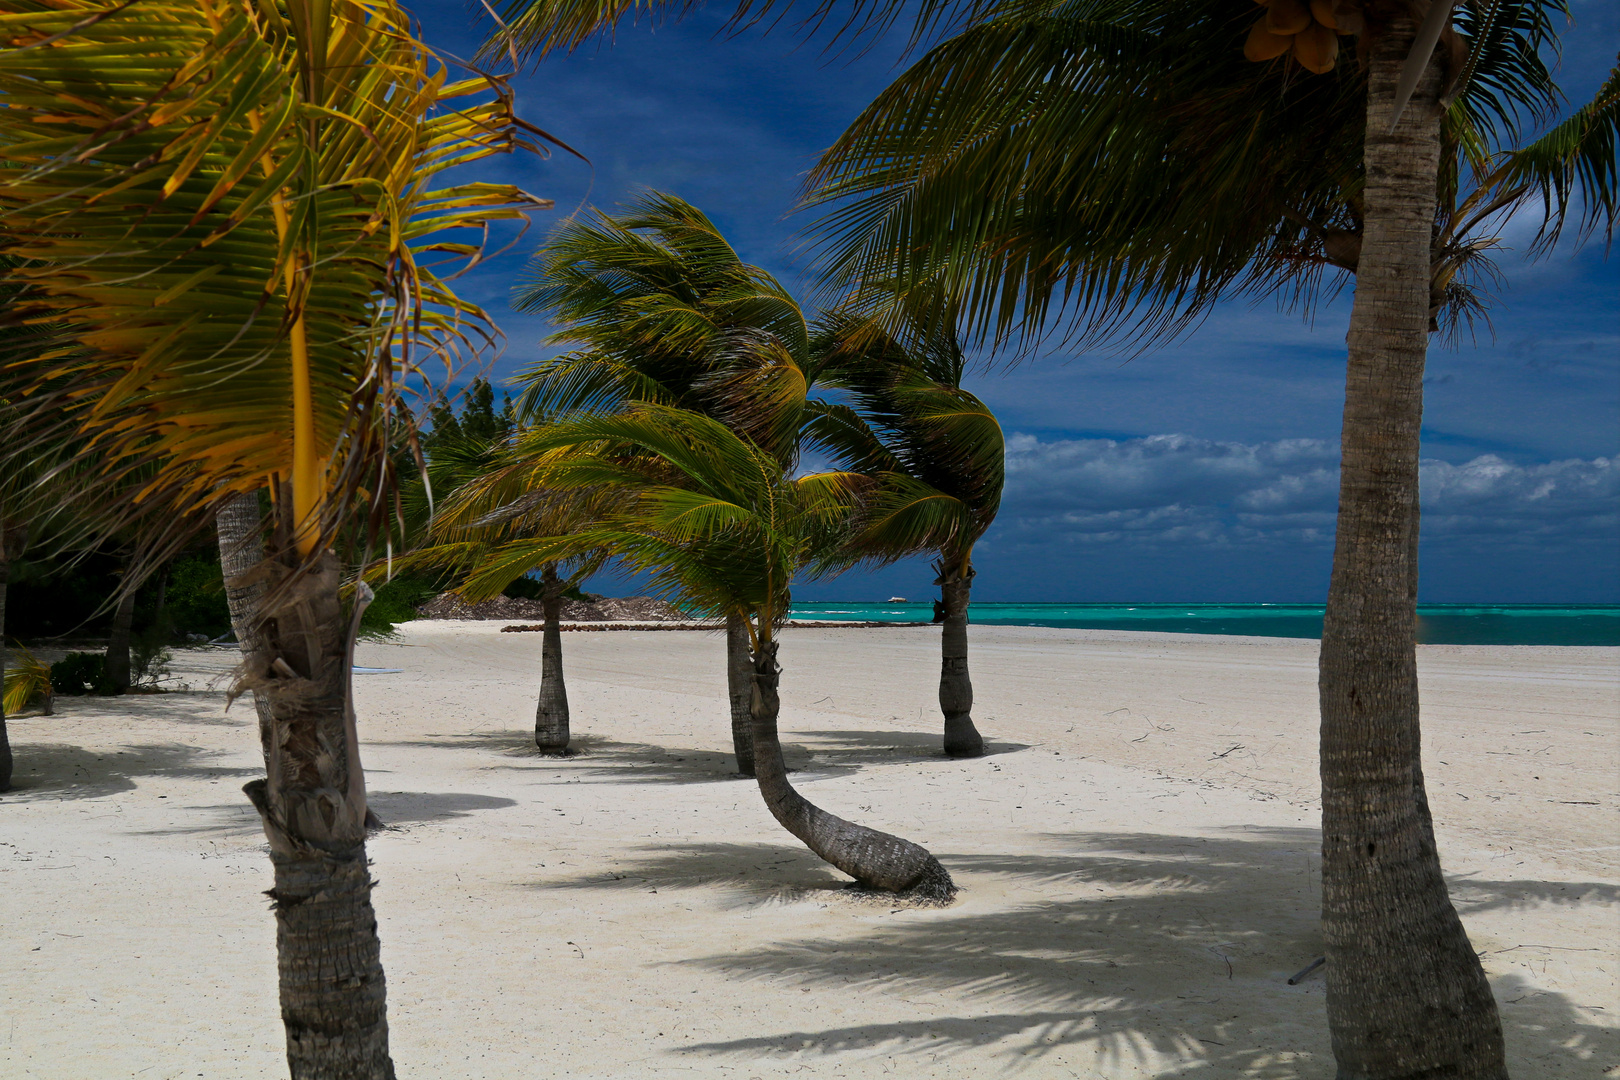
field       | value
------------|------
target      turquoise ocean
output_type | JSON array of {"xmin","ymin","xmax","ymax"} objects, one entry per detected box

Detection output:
[{"xmin": 788, "ymin": 602, "xmax": 1620, "ymax": 646}]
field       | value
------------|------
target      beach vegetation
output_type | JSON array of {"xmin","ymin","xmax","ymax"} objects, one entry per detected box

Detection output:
[
  {"xmin": 810, "ymin": 298, "xmax": 1004, "ymax": 757},
  {"xmin": 466, "ymin": 402, "xmax": 959, "ymax": 898},
  {"xmin": 508, "ymin": 193, "xmax": 825, "ymax": 771},
  {"xmin": 0, "ymin": 0, "xmax": 556, "ymax": 1074},
  {"xmin": 1, "ymin": 643, "xmax": 53, "ymax": 716}
]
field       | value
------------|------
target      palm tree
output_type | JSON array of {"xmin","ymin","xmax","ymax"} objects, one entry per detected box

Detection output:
[
  {"xmin": 814, "ymin": 9, "xmax": 1612, "ymax": 1072},
  {"xmin": 812, "ymin": 9, "xmax": 1611, "ymax": 1071},
  {"xmin": 810, "ymin": 308, "xmax": 1004, "ymax": 757},
  {"xmin": 406, "ymin": 445, "xmax": 614, "ymax": 754},
  {"xmin": 215, "ymin": 490, "xmax": 282, "ymax": 754},
  {"xmin": 0, "ymin": 2, "xmax": 554, "ymax": 1074},
  {"xmin": 464, "ymin": 403, "xmax": 958, "ymax": 898},
  {"xmin": 484, "ymin": 0, "xmax": 1615, "ymax": 1068},
  {"xmin": 512, "ymin": 193, "xmax": 821, "ymax": 774}
]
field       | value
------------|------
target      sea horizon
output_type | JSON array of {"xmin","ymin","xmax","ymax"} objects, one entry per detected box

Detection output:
[{"xmin": 788, "ymin": 601, "xmax": 1620, "ymax": 647}]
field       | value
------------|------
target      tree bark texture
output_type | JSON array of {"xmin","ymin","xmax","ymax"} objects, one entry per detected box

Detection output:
[
  {"xmin": 215, "ymin": 491, "xmax": 276, "ymax": 748},
  {"xmin": 239, "ymin": 553, "xmax": 394, "ymax": 1079},
  {"xmin": 104, "ymin": 578, "xmax": 138, "ymax": 691},
  {"xmin": 726, "ymin": 613, "xmax": 756, "ymax": 776},
  {"xmin": 535, "ymin": 564, "xmax": 570, "ymax": 754},
  {"xmin": 749, "ymin": 640, "xmax": 955, "ymax": 900},
  {"xmin": 0, "ymin": 555, "xmax": 12, "ymax": 791},
  {"xmin": 1318, "ymin": 8, "xmax": 1507, "ymax": 1076},
  {"xmin": 936, "ymin": 561, "xmax": 983, "ymax": 757}
]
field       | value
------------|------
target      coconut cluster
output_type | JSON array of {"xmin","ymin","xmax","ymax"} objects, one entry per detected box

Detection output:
[{"xmin": 1244, "ymin": 0, "xmax": 1364, "ymax": 74}]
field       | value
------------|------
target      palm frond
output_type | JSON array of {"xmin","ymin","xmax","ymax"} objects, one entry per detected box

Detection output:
[
  {"xmin": 1493, "ymin": 56, "xmax": 1619, "ymax": 251},
  {"xmin": 0, "ymin": 0, "xmax": 554, "ymax": 576},
  {"xmin": 513, "ymin": 192, "xmax": 815, "ymax": 461},
  {"xmin": 477, "ymin": 0, "xmax": 996, "ymax": 65}
]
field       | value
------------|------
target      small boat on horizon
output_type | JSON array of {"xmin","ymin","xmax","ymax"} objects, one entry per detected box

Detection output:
[{"xmin": 886, "ymin": 596, "xmax": 908, "ymax": 602}]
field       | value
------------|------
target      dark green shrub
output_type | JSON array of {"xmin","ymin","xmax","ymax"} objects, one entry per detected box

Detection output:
[
  {"xmin": 502, "ymin": 574, "xmax": 544, "ymax": 601},
  {"xmin": 51, "ymin": 651, "xmax": 116, "ymax": 696},
  {"xmin": 359, "ymin": 573, "xmax": 444, "ymax": 637},
  {"xmin": 159, "ymin": 553, "xmax": 232, "ymax": 640}
]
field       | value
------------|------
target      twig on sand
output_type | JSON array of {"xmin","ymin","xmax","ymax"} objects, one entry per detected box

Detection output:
[{"xmin": 1288, "ymin": 956, "xmax": 1325, "ymax": 984}]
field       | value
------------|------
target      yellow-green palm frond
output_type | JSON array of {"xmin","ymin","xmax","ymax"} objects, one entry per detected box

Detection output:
[
  {"xmin": 0, "ymin": 0, "xmax": 556, "ymax": 569},
  {"xmin": 3, "ymin": 644, "xmax": 53, "ymax": 716}
]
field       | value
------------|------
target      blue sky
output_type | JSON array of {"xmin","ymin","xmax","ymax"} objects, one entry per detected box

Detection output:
[{"xmin": 409, "ymin": 0, "xmax": 1618, "ymax": 603}]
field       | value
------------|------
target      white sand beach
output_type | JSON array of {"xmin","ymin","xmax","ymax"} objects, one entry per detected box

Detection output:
[{"xmin": 2, "ymin": 623, "xmax": 1615, "ymax": 1078}]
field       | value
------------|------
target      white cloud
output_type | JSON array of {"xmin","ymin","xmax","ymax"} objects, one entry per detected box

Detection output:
[
  {"xmin": 990, "ymin": 434, "xmax": 1617, "ymax": 551},
  {"xmin": 1420, "ymin": 454, "xmax": 1618, "ymax": 542}
]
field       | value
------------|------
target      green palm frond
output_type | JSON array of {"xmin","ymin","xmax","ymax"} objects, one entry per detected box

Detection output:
[
  {"xmin": 499, "ymin": 403, "xmax": 866, "ymax": 629},
  {"xmin": 0, "ymin": 0, "xmax": 555, "ymax": 573},
  {"xmin": 802, "ymin": 0, "xmax": 1366, "ymax": 349},
  {"xmin": 513, "ymin": 192, "xmax": 814, "ymax": 463},
  {"xmin": 801, "ymin": 0, "xmax": 1590, "ymax": 351},
  {"xmin": 478, "ymin": 0, "xmax": 994, "ymax": 64},
  {"xmin": 1493, "ymin": 56, "xmax": 1619, "ymax": 251},
  {"xmin": 811, "ymin": 307, "xmax": 1003, "ymax": 562}
]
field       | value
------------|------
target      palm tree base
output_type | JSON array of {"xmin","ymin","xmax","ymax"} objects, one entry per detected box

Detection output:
[
  {"xmin": 847, "ymin": 858, "xmax": 958, "ymax": 904},
  {"xmin": 943, "ymin": 717, "xmax": 985, "ymax": 758}
]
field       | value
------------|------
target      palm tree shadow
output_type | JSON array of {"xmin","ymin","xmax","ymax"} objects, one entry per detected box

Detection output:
[
  {"xmin": 793, "ymin": 728, "xmax": 1031, "ymax": 763},
  {"xmin": 372, "ymin": 729, "xmax": 933, "ymax": 785},
  {"xmin": 0, "ymin": 742, "xmax": 261, "ymax": 802},
  {"xmin": 368, "ymin": 790, "xmax": 518, "ymax": 826},
  {"xmin": 131, "ymin": 790, "xmax": 521, "ymax": 838},
  {"xmin": 371, "ymin": 725, "xmax": 1028, "ymax": 786},
  {"xmin": 547, "ymin": 829, "xmax": 1613, "ymax": 1076},
  {"xmin": 537, "ymin": 840, "xmax": 852, "ymax": 907}
]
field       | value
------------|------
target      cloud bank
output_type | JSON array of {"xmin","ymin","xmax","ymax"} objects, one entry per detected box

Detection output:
[{"xmin": 991, "ymin": 433, "xmax": 1617, "ymax": 553}]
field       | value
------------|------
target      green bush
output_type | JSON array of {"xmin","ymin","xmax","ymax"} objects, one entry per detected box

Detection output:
[
  {"xmin": 51, "ymin": 651, "xmax": 116, "ymax": 696},
  {"xmin": 502, "ymin": 574, "xmax": 544, "ymax": 600},
  {"xmin": 360, "ymin": 573, "xmax": 444, "ymax": 637},
  {"xmin": 130, "ymin": 623, "xmax": 174, "ymax": 687},
  {"xmin": 160, "ymin": 553, "xmax": 232, "ymax": 640}
]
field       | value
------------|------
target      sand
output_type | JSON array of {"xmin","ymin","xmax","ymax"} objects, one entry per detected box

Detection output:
[{"xmin": 1, "ymin": 622, "xmax": 1615, "ymax": 1078}]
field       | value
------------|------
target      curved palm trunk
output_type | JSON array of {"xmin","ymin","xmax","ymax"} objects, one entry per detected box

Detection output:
[
  {"xmin": 535, "ymin": 564, "xmax": 570, "ymax": 754},
  {"xmin": 240, "ymin": 552, "xmax": 394, "ymax": 1079},
  {"xmin": 726, "ymin": 612, "xmax": 755, "ymax": 776},
  {"xmin": 215, "ymin": 492, "xmax": 277, "ymax": 748},
  {"xmin": 1319, "ymin": 14, "xmax": 1505, "ymax": 1076},
  {"xmin": 936, "ymin": 557, "xmax": 982, "ymax": 757},
  {"xmin": 0, "ymin": 553, "xmax": 12, "ymax": 791},
  {"xmin": 750, "ymin": 639, "xmax": 954, "ymax": 900},
  {"xmin": 104, "ymin": 577, "xmax": 139, "ymax": 692}
]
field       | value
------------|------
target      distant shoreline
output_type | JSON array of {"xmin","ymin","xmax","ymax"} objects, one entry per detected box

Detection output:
[{"xmin": 786, "ymin": 602, "xmax": 1620, "ymax": 647}]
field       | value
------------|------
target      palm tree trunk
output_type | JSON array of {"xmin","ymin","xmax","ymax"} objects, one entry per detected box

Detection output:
[
  {"xmin": 104, "ymin": 577, "xmax": 138, "ymax": 692},
  {"xmin": 0, "ymin": 553, "xmax": 13, "ymax": 792},
  {"xmin": 1318, "ymin": 12, "xmax": 1506, "ymax": 1076},
  {"xmin": 241, "ymin": 552, "xmax": 394, "ymax": 1079},
  {"xmin": 216, "ymin": 491, "xmax": 277, "ymax": 751},
  {"xmin": 535, "ymin": 564, "xmax": 570, "ymax": 754},
  {"xmin": 937, "ymin": 558, "xmax": 982, "ymax": 757},
  {"xmin": 749, "ymin": 638, "xmax": 954, "ymax": 900},
  {"xmin": 726, "ymin": 612, "xmax": 755, "ymax": 776}
]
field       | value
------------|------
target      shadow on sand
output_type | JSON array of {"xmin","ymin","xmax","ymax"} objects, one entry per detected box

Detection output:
[
  {"xmin": 0, "ymin": 741, "xmax": 261, "ymax": 801},
  {"xmin": 368, "ymin": 790, "xmax": 518, "ymax": 826},
  {"xmin": 370, "ymin": 727, "xmax": 1029, "ymax": 787},
  {"xmin": 550, "ymin": 828, "xmax": 1617, "ymax": 1078}
]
